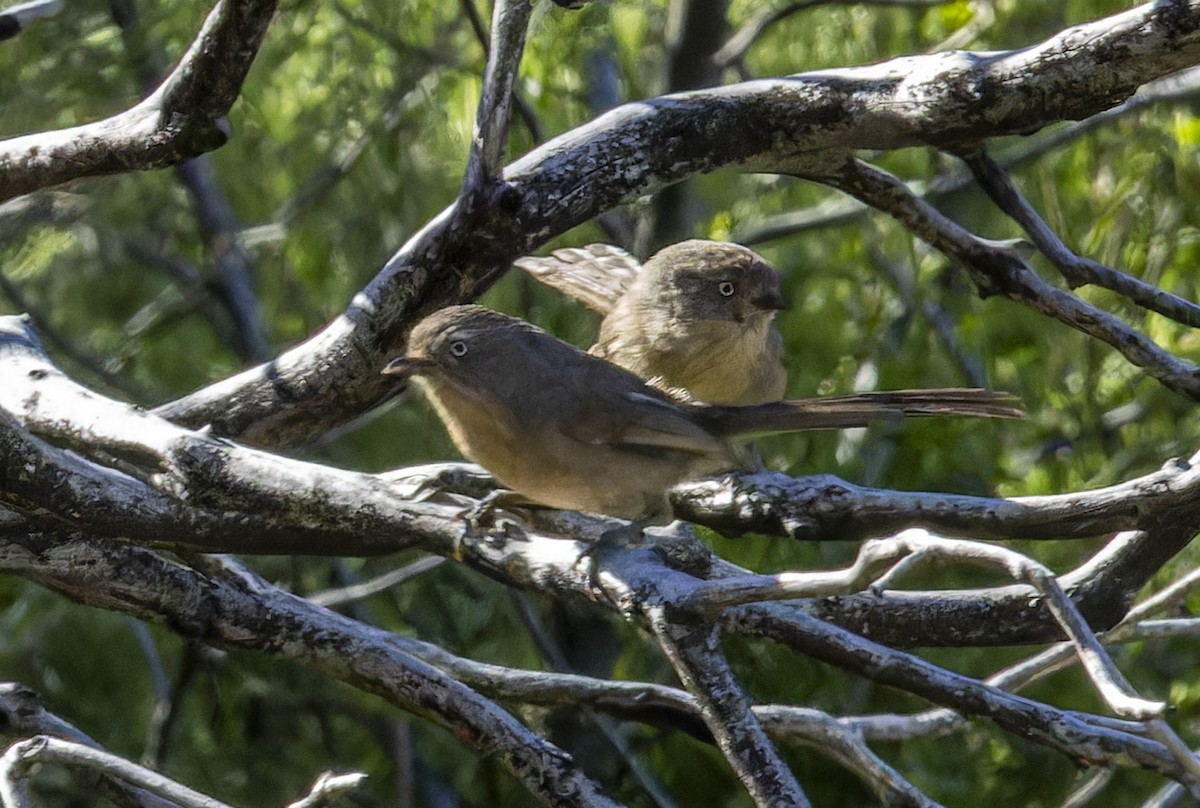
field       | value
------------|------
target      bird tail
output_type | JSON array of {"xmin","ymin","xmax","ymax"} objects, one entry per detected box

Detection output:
[{"xmin": 707, "ymin": 388, "xmax": 1024, "ymax": 438}]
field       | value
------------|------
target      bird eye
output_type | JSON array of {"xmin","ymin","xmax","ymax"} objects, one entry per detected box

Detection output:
[
  {"xmin": 718, "ymin": 281, "xmax": 736, "ymax": 297},
  {"xmin": 449, "ymin": 340, "xmax": 468, "ymax": 357}
]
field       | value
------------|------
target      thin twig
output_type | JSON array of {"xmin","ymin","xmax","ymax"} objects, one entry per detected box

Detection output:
[
  {"xmin": 458, "ymin": 0, "xmax": 543, "ymax": 143},
  {"xmin": 308, "ymin": 556, "xmax": 446, "ymax": 608},
  {"xmin": 284, "ymin": 771, "xmax": 368, "ymax": 808},
  {"xmin": 1059, "ymin": 769, "xmax": 1115, "ymax": 808},
  {"xmin": 736, "ymin": 66, "xmax": 1200, "ymax": 246},
  {"xmin": 0, "ymin": 736, "xmax": 230, "ymax": 808}
]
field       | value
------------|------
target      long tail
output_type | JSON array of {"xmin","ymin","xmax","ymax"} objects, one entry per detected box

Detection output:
[{"xmin": 705, "ymin": 388, "xmax": 1024, "ymax": 438}]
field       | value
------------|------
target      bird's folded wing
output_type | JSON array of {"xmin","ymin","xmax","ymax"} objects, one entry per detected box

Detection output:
[{"xmin": 561, "ymin": 390, "xmax": 729, "ymax": 458}]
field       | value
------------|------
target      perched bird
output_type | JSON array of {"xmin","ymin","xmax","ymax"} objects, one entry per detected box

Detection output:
[
  {"xmin": 385, "ymin": 305, "xmax": 1021, "ymax": 522},
  {"xmin": 515, "ymin": 240, "xmax": 787, "ymax": 405}
]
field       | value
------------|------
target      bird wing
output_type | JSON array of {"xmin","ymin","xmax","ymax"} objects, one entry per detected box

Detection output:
[
  {"xmin": 513, "ymin": 244, "xmax": 642, "ymax": 315},
  {"xmin": 561, "ymin": 388, "xmax": 730, "ymax": 459}
]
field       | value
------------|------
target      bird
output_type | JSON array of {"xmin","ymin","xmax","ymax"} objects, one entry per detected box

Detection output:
[
  {"xmin": 514, "ymin": 240, "xmax": 787, "ymax": 405},
  {"xmin": 384, "ymin": 305, "xmax": 1022, "ymax": 522}
]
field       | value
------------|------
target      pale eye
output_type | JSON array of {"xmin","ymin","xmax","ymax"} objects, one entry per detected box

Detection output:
[
  {"xmin": 449, "ymin": 340, "xmax": 468, "ymax": 357},
  {"xmin": 718, "ymin": 281, "xmax": 736, "ymax": 297}
]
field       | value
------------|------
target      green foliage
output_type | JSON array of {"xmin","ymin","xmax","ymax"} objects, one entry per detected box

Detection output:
[{"xmin": 3, "ymin": 0, "xmax": 1200, "ymax": 805}]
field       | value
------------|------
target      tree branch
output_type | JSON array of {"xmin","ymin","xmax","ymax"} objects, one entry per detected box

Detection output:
[
  {"xmin": 733, "ymin": 65, "xmax": 1200, "ymax": 246},
  {"xmin": 727, "ymin": 606, "xmax": 1194, "ymax": 781},
  {"xmin": 0, "ymin": 736, "xmax": 219, "ymax": 808},
  {"xmin": 460, "ymin": 0, "xmax": 531, "ymax": 198},
  {"xmin": 958, "ymin": 148, "xmax": 1200, "ymax": 328},
  {"xmin": 0, "ymin": 543, "xmax": 622, "ymax": 808},
  {"xmin": 817, "ymin": 157, "xmax": 1200, "ymax": 399},
  {"xmin": 0, "ymin": 0, "xmax": 277, "ymax": 202},
  {"xmin": 645, "ymin": 608, "xmax": 809, "ymax": 807},
  {"xmin": 673, "ymin": 451, "xmax": 1200, "ymax": 542},
  {"xmin": 0, "ymin": 0, "xmax": 61, "ymax": 42}
]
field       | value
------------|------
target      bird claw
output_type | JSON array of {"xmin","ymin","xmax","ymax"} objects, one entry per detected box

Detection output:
[{"xmin": 462, "ymin": 489, "xmax": 519, "ymax": 528}]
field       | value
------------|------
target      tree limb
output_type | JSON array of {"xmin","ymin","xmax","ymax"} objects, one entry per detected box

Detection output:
[{"xmin": 0, "ymin": 0, "xmax": 277, "ymax": 202}]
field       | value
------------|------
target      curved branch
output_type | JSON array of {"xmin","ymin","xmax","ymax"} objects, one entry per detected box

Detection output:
[
  {"xmin": 0, "ymin": 0, "xmax": 61, "ymax": 41},
  {"xmin": 645, "ymin": 609, "xmax": 809, "ymax": 807},
  {"xmin": 0, "ymin": 736, "xmax": 232, "ymax": 808},
  {"xmin": 0, "ymin": 0, "xmax": 277, "ymax": 202},
  {"xmin": 0, "ymin": 540, "xmax": 621, "ymax": 808},
  {"xmin": 3, "ymin": 523, "xmax": 1192, "ymax": 790},
  {"xmin": 728, "ymin": 606, "xmax": 1191, "ymax": 780},
  {"xmin": 735, "ymin": 65, "xmax": 1200, "ymax": 245},
  {"xmin": 152, "ymin": 1, "xmax": 1200, "ymax": 447}
]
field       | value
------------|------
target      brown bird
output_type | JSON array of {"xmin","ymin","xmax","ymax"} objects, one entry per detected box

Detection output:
[
  {"xmin": 515, "ymin": 240, "xmax": 787, "ymax": 405},
  {"xmin": 385, "ymin": 305, "xmax": 1021, "ymax": 522}
]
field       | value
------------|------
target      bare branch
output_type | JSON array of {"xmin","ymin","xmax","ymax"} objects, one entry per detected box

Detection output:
[
  {"xmin": 645, "ymin": 608, "xmax": 810, "ymax": 807},
  {"xmin": 0, "ymin": 0, "xmax": 61, "ymax": 41},
  {"xmin": 308, "ymin": 556, "xmax": 446, "ymax": 608},
  {"xmin": 672, "ymin": 453, "xmax": 1200, "ymax": 543},
  {"xmin": 0, "ymin": 736, "xmax": 228, "ymax": 808},
  {"xmin": 735, "ymin": 66, "xmax": 1200, "ymax": 246},
  {"xmin": 284, "ymin": 772, "xmax": 369, "ymax": 808},
  {"xmin": 461, "ymin": 0, "xmax": 532, "ymax": 197},
  {"xmin": 726, "ymin": 605, "xmax": 1194, "ymax": 780},
  {"xmin": 4, "ymin": 517, "xmax": 1193, "ymax": 792},
  {"xmin": 818, "ymin": 157, "xmax": 1200, "ymax": 399},
  {"xmin": 1, "ymin": 542, "xmax": 622, "ymax": 807},
  {"xmin": 0, "ymin": 0, "xmax": 277, "ymax": 202},
  {"xmin": 0, "ymin": 683, "xmax": 181, "ymax": 808},
  {"xmin": 457, "ymin": 0, "xmax": 543, "ymax": 144}
]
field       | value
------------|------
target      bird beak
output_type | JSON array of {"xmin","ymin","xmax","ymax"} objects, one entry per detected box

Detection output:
[
  {"xmin": 752, "ymin": 289, "xmax": 788, "ymax": 312},
  {"xmin": 382, "ymin": 356, "xmax": 435, "ymax": 379}
]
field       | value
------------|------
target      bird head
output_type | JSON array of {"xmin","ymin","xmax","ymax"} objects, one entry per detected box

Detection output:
[{"xmin": 646, "ymin": 240, "xmax": 786, "ymax": 325}]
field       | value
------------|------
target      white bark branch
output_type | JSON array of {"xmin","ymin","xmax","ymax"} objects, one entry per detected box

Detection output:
[
  {"xmin": 462, "ymin": 0, "xmax": 532, "ymax": 194},
  {"xmin": 0, "ymin": 736, "xmax": 229, "ymax": 808}
]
